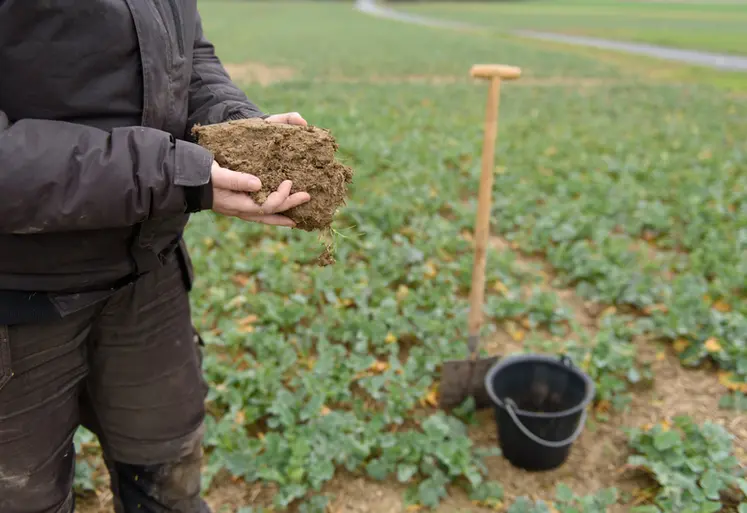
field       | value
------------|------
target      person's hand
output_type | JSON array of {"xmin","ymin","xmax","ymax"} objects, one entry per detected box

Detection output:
[
  {"xmin": 210, "ymin": 161, "xmax": 310, "ymax": 227},
  {"xmin": 264, "ymin": 112, "xmax": 308, "ymax": 126}
]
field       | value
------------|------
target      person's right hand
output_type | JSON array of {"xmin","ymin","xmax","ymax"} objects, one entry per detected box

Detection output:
[{"xmin": 210, "ymin": 161, "xmax": 310, "ymax": 227}]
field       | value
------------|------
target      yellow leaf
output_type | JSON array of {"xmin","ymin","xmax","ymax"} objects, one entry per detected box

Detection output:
[
  {"xmin": 581, "ymin": 351, "xmax": 593, "ymax": 371},
  {"xmin": 429, "ymin": 187, "xmax": 438, "ymax": 198},
  {"xmin": 493, "ymin": 280, "xmax": 510, "ymax": 295},
  {"xmin": 235, "ymin": 410, "xmax": 246, "ymax": 425},
  {"xmin": 713, "ymin": 300, "xmax": 731, "ymax": 313},
  {"xmin": 396, "ymin": 285, "xmax": 410, "ymax": 301},
  {"xmin": 544, "ymin": 146, "xmax": 557, "ymax": 156},
  {"xmin": 660, "ymin": 420, "xmax": 671, "ymax": 431},
  {"xmin": 420, "ymin": 387, "xmax": 439, "ymax": 408},
  {"xmin": 494, "ymin": 165, "xmax": 506, "ymax": 175},
  {"xmin": 704, "ymin": 338, "xmax": 722, "ymax": 353},
  {"xmin": 506, "ymin": 321, "xmax": 525, "ymax": 342},
  {"xmin": 238, "ymin": 314, "xmax": 258, "ymax": 326},
  {"xmin": 227, "ymin": 295, "xmax": 247, "ymax": 309},
  {"xmin": 203, "ymin": 237, "xmax": 215, "ymax": 249},
  {"xmin": 300, "ymin": 358, "xmax": 316, "ymax": 370},
  {"xmin": 424, "ymin": 261, "xmax": 437, "ymax": 279},
  {"xmin": 595, "ymin": 400, "xmax": 611, "ymax": 414},
  {"xmin": 385, "ymin": 332, "xmax": 397, "ymax": 344},
  {"xmin": 406, "ymin": 505, "xmax": 422, "ymax": 512},
  {"xmin": 718, "ymin": 371, "xmax": 747, "ymax": 393},
  {"xmin": 231, "ymin": 274, "xmax": 251, "ymax": 287},
  {"xmin": 601, "ymin": 306, "xmax": 617, "ymax": 317},
  {"xmin": 320, "ymin": 406, "xmax": 332, "ymax": 416},
  {"xmin": 655, "ymin": 351, "xmax": 666, "ymax": 361},
  {"xmin": 370, "ymin": 360, "xmax": 389, "ymax": 373},
  {"xmin": 673, "ymin": 338, "xmax": 689, "ymax": 354},
  {"xmin": 643, "ymin": 304, "xmax": 668, "ymax": 315}
]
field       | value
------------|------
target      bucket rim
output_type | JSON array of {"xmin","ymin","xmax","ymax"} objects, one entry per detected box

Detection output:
[{"xmin": 483, "ymin": 353, "xmax": 596, "ymax": 419}]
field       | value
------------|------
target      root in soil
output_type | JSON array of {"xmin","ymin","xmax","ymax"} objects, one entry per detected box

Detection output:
[{"xmin": 192, "ymin": 118, "xmax": 354, "ymax": 233}]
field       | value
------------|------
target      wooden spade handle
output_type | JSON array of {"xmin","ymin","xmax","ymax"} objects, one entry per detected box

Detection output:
[
  {"xmin": 466, "ymin": 64, "xmax": 520, "ymax": 351},
  {"xmin": 470, "ymin": 64, "xmax": 522, "ymax": 81}
]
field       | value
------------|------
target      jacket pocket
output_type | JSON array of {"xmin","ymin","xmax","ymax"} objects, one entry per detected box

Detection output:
[
  {"xmin": 164, "ymin": 0, "xmax": 185, "ymax": 57},
  {"xmin": 0, "ymin": 325, "xmax": 12, "ymax": 392}
]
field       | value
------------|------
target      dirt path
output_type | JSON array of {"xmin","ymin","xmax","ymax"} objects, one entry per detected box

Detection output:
[{"xmin": 354, "ymin": 0, "xmax": 747, "ymax": 72}]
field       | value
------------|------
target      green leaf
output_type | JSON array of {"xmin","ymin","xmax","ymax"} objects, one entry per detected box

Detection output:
[
  {"xmin": 417, "ymin": 476, "xmax": 448, "ymax": 508},
  {"xmin": 736, "ymin": 478, "xmax": 747, "ymax": 496},
  {"xmin": 555, "ymin": 483, "xmax": 575, "ymax": 503},
  {"xmin": 738, "ymin": 503, "xmax": 747, "ymax": 513},
  {"xmin": 469, "ymin": 481, "xmax": 504, "ymax": 503},
  {"xmin": 396, "ymin": 464, "xmax": 418, "ymax": 483},
  {"xmin": 595, "ymin": 487, "xmax": 619, "ymax": 506},
  {"xmin": 365, "ymin": 458, "xmax": 391, "ymax": 481},
  {"xmin": 630, "ymin": 506, "xmax": 661, "ymax": 513},
  {"xmin": 701, "ymin": 501, "xmax": 722, "ymax": 513},
  {"xmin": 653, "ymin": 430, "xmax": 681, "ymax": 451},
  {"xmin": 699, "ymin": 470, "xmax": 723, "ymax": 500}
]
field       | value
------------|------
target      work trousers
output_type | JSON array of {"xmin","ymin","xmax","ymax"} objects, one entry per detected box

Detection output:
[{"xmin": 0, "ymin": 255, "xmax": 211, "ymax": 513}]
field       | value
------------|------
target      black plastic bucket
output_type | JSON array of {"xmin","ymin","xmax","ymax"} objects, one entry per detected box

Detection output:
[{"xmin": 484, "ymin": 354, "xmax": 595, "ymax": 472}]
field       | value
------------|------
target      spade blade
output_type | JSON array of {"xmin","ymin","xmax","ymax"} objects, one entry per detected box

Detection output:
[{"xmin": 439, "ymin": 356, "xmax": 499, "ymax": 410}]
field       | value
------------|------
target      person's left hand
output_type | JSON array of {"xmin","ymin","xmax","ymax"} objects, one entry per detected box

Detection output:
[{"xmin": 264, "ymin": 112, "xmax": 308, "ymax": 126}]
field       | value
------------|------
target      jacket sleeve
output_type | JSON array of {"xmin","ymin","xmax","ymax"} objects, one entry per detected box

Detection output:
[
  {"xmin": 0, "ymin": 109, "xmax": 214, "ymax": 235},
  {"xmin": 186, "ymin": 10, "xmax": 266, "ymax": 135}
]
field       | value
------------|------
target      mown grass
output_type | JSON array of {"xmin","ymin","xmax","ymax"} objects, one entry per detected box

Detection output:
[
  {"xmin": 398, "ymin": 0, "xmax": 747, "ymax": 56},
  {"xmin": 75, "ymin": 2, "xmax": 747, "ymax": 511}
]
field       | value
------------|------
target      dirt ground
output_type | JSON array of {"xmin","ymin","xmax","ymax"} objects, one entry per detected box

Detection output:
[{"xmin": 76, "ymin": 235, "xmax": 745, "ymax": 513}]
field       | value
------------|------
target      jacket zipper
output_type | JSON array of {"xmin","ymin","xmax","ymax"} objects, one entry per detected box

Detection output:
[{"xmin": 165, "ymin": 0, "xmax": 185, "ymax": 57}]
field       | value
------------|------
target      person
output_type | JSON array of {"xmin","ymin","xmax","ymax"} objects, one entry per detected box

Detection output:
[{"xmin": 0, "ymin": 2, "xmax": 311, "ymax": 512}]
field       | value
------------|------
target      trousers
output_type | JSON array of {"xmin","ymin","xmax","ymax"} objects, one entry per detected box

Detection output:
[{"xmin": 0, "ymin": 255, "xmax": 211, "ymax": 513}]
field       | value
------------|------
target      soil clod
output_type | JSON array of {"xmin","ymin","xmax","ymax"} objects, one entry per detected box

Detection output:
[{"xmin": 192, "ymin": 118, "xmax": 354, "ymax": 232}]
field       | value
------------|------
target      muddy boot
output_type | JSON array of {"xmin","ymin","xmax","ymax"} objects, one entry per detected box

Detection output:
[{"xmin": 106, "ymin": 432, "xmax": 211, "ymax": 513}]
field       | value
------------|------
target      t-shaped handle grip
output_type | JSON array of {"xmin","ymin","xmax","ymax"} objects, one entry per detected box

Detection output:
[{"xmin": 470, "ymin": 64, "xmax": 522, "ymax": 81}]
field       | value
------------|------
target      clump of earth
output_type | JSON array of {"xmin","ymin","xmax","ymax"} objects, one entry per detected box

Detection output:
[{"xmin": 192, "ymin": 118, "xmax": 354, "ymax": 265}]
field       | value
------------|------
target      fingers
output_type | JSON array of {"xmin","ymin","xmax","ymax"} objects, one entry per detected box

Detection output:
[
  {"xmin": 211, "ymin": 163, "xmax": 261, "ymax": 192},
  {"xmin": 265, "ymin": 112, "xmax": 308, "ymax": 126},
  {"xmin": 278, "ymin": 190, "xmax": 311, "ymax": 211},
  {"xmin": 212, "ymin": 183, "xmax": 311, "ymax": 219},
  {"xmin": 259, "ymin": 180, "xmax": 293, "ymax": 214},
  {"xmin": 237, "ymin": 213, "xmax": 297, "ymax": 227}
]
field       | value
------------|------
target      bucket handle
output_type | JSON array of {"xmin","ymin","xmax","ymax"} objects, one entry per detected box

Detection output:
[{"xmin": 504, "ymin": 398, "xmax": 588, "ymax": 449}]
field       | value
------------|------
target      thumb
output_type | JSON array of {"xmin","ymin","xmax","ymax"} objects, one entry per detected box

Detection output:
[{"xmin": 211, "ymin": 162, "xmax": 261, "ymax": 192}]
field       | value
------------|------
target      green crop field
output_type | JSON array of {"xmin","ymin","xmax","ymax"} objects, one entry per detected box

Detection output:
[
  {"xmin": 75, "ymin": 2, "xmax": 746, "ymax": 512},
  {"xmin": 399, "ymin": 0, "xmax": 747, "ymax": 56}
]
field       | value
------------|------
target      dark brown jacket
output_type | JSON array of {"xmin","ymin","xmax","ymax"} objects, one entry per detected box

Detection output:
[{"xmin": 0, "ymin": 0, "xmax": 264, "ymax": 296}]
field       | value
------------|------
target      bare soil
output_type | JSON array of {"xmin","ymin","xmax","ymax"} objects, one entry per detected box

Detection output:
[{"xmin": 193, "ymin": 118, "xmax": 354, "ymax": 232}]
